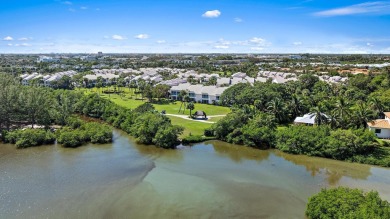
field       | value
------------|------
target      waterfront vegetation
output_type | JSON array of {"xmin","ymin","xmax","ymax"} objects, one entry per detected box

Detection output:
[
  {"xmin": 4, "ymin": 129, "xmax": 55, "ymax": 148},
  {"xmin": 306, "ymin": 187, "xmax": 390, "ymax": 219},
  {"xmin": 1, "ymin": 69, "xmax": 390, "ymax": 165},
  {"xmin": 0, "ymin": 74, "xmax": 183, "ymax": 149}
]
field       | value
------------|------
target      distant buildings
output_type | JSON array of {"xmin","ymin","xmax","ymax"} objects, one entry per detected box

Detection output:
[
  {"xmin": 20, "ymin": 70, "xmax": 77, "ymax": 87},
  {"xmin": 37, "ymin": 56, "xmax": 59, "ymax": 63}
]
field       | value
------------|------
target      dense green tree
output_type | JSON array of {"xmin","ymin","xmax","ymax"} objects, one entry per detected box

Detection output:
[
  {"xmin": 153, "ymin": 125, "xmax": 184, "ymax": 149},
  {"xmin": 152, "ymin": 84, "xmax": 170, "ymax": 100},
  {"xmin": 306, "ymin": 187, "xmax": 390, "ymax": 219}
]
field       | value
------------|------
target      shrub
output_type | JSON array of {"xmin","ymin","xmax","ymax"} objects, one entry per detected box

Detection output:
[
  {"xmin": 4, "ymin": 129, "xmax": 55, "ymax": 148},
  {"xmin": 276, "ymin": 125, "xmax": 329, "ymax": 156},
  {"xmin": 204, "ymin": 128, "xmax": 215, "ymax": 137},
  {"xmin": 153, "ymin": 125, "xmax": 184, "ymax": 149},
  {"xmin": 306, "ymin": 187, "xmax": 390, "ymax": 219},
  {"xmin": 57, "ymin": 130, "xmax": 85, "ymax": 148},
  {"xmin": 57, "ymin": 122, "xmax": 113, "ymax": 147}
]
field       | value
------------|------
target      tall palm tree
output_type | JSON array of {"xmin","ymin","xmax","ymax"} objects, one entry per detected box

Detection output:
[
  {"xmin": 289, "ymin": 94, "xmax": 305, "ymax": 118},
  {"xmin": 310, "ymin": 106, "xmax": 329, "ymax": 126},
  {"xmin": 267, "ymin": 98, "xmax": 286, "ymax": 123},
  {"xmin": 369, "ymin": 97, "xmax": 385, "ymax": 119},
  {"xmin": 353, "ymin": 101, "xmax": 375, "ymax": 129},
  {"xmin": 332, "ymin": 97, "xmax": 351, "ymax": 128}
]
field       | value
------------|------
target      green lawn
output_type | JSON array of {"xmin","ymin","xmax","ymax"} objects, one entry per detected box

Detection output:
[
  {"xmin": 166, "ymin": 115, "xmax": 212, "ymax": 137},
  {"xmin": 80, "ymin": 87, "xmax": 230, "ymax": 137}
]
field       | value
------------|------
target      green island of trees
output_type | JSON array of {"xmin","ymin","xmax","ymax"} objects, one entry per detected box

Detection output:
[{"xmin": 306, "ymin": 187, "xmax": 390, "ymax": 219}]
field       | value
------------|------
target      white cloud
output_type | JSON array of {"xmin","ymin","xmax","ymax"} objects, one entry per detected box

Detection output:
[
  {"xmin": 18, "ymin": 37, "xmax": 30, "ymax": 41},
  {"xmin": 202, "ymin": 10, "xmax": 221, "ymax": 18},
  {"xmin": 3, "ymin": 36, "xmax": 13, "ymax": 41},
  {"xmin": 156, "ymin": 40, "xmax": 166, "ymax": 44},
  {"xmin": 80, "ymin": 6, "xmax": 87, "ymax": 10},
  {"xmin": 313, "ymin": 2, "xmax": 390, "ymax": 17},
  {"xmin": 135, "ymin": 34, "xmax": 149, "ymax": 39},
  {"xmin": 69, "ymin": 8, "xmax": 76, "ymax": 12},
  {"xmin": 367, "ymin": 42, "xmax": 373, "ymax": 47},
  {"xmin": 61, "ymin": 1, "xmax": 72, "ymax": 5},
  {"xmin": 249, "ymin": 37, "xmax": 266, "ymax": 44},
  {"xmin": 7, "ymin": 43, "xmax": 13, "ymax": 46},
  {"xmin": 214, "ymin": 45, "xmax": 229, "ymax": 49},
  {"xmin": 234, "ymin": 17, "xmax": 243, "ymax": 23},
  {"xmin": 293, "ymin": 42, "xmax": 302, "ymax": 45},
  {"xmin": 112, "ymin": 35, "xmax": 126, "ymax": 40},
  {"xmin": 13, "ymin": 43, "xmax": 31, "ymax": 47}
]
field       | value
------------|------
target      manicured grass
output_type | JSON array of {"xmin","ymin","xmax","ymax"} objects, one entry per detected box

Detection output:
[
  {"xmin": 80, "ymin": 87, "xmax": 230, "ymax": 137},
  {"xmin": 80, "ymin": 88, "xmax": 231, "ymax": 116},
  {"xmin": 166, "ymin": 115, "xmax": 212, "ymax": 137}
]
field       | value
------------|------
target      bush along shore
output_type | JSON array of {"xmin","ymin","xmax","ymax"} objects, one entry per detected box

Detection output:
[
  {"xmin": 207, "ymin": 109, "xmax": 390, "ymax": 167},
  {"xmin": 2, "ymin": 117, "xmax": 113, "ymax": 148}
]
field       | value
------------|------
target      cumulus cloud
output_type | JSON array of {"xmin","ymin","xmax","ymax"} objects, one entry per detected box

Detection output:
[
  {"xmin": 62, "ymin": 1, "xmax": 72, "ymax": 5},
  {"xmin": 313, "ymin": 2, "xmax": 390, "ymax": 17},
  {"xmin": 135, "ymin": 34, "xmax": 149, "ymax": 39},
  {"xmin": 202, "ymin": 10, "xmax": 221, "ymax": 18},
  {"xmin": 18, "ymin": 37, "xmax": 30, "ymax": 41},
  {"xmin": 234, "ymin": 18, "xmax": 243, "ymax": 23},
  {"xmin": 80, "ymin": 6, "xmax": 88, "ymax": 10},
  {"xmin": 249, "ymin": 37, "xmax": 266, "ymax": 44},
  {"xmin": 3, "ymin": 36, "xmax": 13, "ymax": 41},
  {"xmin": 293, "ymin": 42, "xmax": 302, "ymax": 45},
  {"xmin": 112, "ymin": 35, "xmax": 126, "ymax": 40},
  {"xmin": 156, "ymin": 40, "xmax": 166, "ymax": 44}
]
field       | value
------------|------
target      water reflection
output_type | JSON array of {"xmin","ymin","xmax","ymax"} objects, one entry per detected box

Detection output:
[
  {"xmin": 0, "ymin": 130, "xmax": 389, "ymax": 219},
  {"xmin": 274, "ymin": 150, "xmax": 372, "ymax": 185},
  {"xmin": 208, "ymin": 140, "xmax": 271, "ymax": 163}
]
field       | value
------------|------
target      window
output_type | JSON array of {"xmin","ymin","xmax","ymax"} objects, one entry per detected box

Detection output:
[
  {"xmin": 189, "ymin": 92, "xmax": 195, "ymax": 97},
  {"xmin": 202, "ymin": 94, "xmax": 209, "ymax": 99},
  {"xmin": 216, "ymin": 96, "xmax": 220, "ymax": 100},
  {"xmin": 375, "ymin": 129, "xmax": 382, "ymax": 134}
]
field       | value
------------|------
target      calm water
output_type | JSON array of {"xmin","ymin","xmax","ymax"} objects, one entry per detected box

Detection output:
[{"xmin": 1, "ymin": 130, "xmax": 390, "ymax": 219}]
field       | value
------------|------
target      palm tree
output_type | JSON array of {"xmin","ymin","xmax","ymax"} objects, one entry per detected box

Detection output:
[
  {"xmin": 369, "ymin": 97, "xmax": 385, "ymax": 119},
  {"xmin": 332, "ymin": 97, "xmax": 351, "ymax": 128},
  {"xmin": 289, "ymin": 94, "xmax": 305, "ymax": 118},
  {"xmin": 267, "ymin": 98, "xmax": 286, "ymax": 123},
  {"xmin": 353, "ymin": 101, "xmax": 375, "ymax": 129},
  {"xmin": 187, "ymin": 102, "xmax": 195, "ymax": 118},
  {"xmin": 310, "ymin": 106, "xmax": 329, "ymax": 126},
  {"xmin": 178, "ymin": 90, "xmax": 188, "ymax": 113}
]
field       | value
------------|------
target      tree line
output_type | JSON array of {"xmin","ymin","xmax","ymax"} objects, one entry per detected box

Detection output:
[
  {"xmin": 0, "ymin": 73, "xmax": 183, "ymax": 149},
  {"xmin": 208, "ymin": 70, "xmax": 390, "ymax": 166}
]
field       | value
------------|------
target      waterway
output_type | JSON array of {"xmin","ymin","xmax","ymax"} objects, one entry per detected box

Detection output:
[{"xmin": 1, "ymin": 130, "xmax": 389, "ymax": 218}]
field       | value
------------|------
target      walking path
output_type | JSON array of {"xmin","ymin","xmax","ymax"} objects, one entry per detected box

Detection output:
[{"xmin": 165, "ymin": 114, "xmax": 225, "ymax": 124}]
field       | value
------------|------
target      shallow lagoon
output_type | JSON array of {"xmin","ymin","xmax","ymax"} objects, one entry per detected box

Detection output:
[{"xmin": 1, "ymin": 130, "xmax": 389, "ymax": 219}]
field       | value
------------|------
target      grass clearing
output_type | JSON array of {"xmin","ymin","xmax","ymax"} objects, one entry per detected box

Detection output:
[
  {"xmin": 166, "ymin": 115, "xmax": 212, "ymax": 137},
  {"xmin": 80, "ymin": 88, "xmax": 229, "ymax": 136}
]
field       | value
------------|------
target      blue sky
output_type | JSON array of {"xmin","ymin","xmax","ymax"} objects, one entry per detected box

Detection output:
[{"xmin": 1, "ymin": 0, "xmax": 390, "ymax": 53}]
